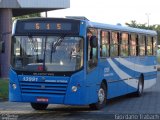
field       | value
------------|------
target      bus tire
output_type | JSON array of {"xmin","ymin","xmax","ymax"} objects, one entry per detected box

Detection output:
[
  {"xmin": 30, "ymin": 103, "xmax": 48, "ymax": 110},
  {"xmin": 89, "ymin": 82, "xmax": 107, "ymax": 110},
  {"xmin": 135, "ymin": 75, "xmax": 144, "ymax": 97}
]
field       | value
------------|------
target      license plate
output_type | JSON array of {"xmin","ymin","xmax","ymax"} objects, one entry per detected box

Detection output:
[{"xmin": 37, "ymin": 97, "xmax": 48, "ymax": 102}]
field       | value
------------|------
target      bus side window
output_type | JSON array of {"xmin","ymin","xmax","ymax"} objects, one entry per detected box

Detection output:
[
  {"xmin": 130, "ymin": 34, "xmax": 137, "ymax": 56},
  {"xmin": 120, "ymin": 32, "xmax": 129, "ymax": 57},
  {"xmin": 87, "ymin": 28, "xmax": 98, "ymax": 70},
  {"xmin": 146, "ymin": 36, "xmax": 153, "ymax": 55},
  {"xmin": 153, "ymin": 36, "xmax": 157, "ymax": 55},
  {"xmin": 139, "ymin": 35, "xmax": 146, "ymax": 56},
  {"xmin": 110, "ymin": 32, "xmax": 119, "ymax": 57},
  {"xmin": 100, "ymin": 31, "xmax": 109, "ymax": 58}
]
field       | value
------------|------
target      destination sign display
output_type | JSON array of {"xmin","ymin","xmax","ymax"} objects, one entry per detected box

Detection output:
[
  {"xmin": 15, "ymin": 19, "xmax": 80, "ymax": 35},
  {"xmin": 24, "ymin": 22, "xmax": 72, "ymax": 31}
]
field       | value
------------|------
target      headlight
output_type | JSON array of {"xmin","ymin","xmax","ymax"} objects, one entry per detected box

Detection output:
[
  {"xmin": 72, "ymin": 86, "xmax": 77, "ymax": 92},
  {"xmin": 12, "ymin": 84, "xmax": 17, "ymax": 90}
]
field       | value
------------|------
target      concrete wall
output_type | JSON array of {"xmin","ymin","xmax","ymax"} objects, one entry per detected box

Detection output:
[
  {"xmin": 17, "ymin": 0, "xmax": 70, "ymax": 8},
  {"xmin": 0, "ymin": 0, "xmax": 70, "ymax": 8},
  {"xmin": 0, "ymin": 9, "xmax": 12, "ymax": 78}
]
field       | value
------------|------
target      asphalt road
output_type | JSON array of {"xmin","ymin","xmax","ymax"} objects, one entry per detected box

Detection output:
[{"xmin": 0, "ymin": 72, "xmax": 160, "ymax": 120}]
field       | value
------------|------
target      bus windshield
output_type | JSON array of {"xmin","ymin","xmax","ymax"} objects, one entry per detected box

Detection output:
[{"xmin": 11, "ymin": 36, "xmax": 84, "ymax": 72}]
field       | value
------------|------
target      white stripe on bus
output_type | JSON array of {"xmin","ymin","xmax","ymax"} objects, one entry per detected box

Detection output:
[
  {"xmin": 107, "ymin": 58, "xmax": 156, "ymax": 89},
  {"xmin": 115, "ymin": 58, "xmax": 156, "ymax": 73}
]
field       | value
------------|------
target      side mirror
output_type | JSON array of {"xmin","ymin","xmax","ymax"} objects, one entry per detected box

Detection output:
[
  {"xmin": 0, "ymin": 41, "xmax": 5, "ymax": 53},
  {"xmin": 90, "ymin": 36, "xmax": 97, "ymax": 48}
]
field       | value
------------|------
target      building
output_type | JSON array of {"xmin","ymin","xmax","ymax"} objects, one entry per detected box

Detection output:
[{"xmin": 0, "ymin": 0, "xmax": 70, "ymax": 78}]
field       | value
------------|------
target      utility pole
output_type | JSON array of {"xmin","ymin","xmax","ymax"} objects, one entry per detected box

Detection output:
[
  {"xmin": 145, "ymin": 13, "xmax": 150, "ymax": 28},
  {"xmin": 45, "ymin": 11, "xmax": 48, "ymax": 18}
]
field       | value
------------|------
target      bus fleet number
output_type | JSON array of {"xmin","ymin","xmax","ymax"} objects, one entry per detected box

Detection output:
[{"xmin": 23, "ymin": 77, "xmax": 38, "ymax": 82}]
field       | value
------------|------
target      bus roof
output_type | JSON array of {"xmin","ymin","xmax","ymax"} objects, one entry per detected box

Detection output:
[
  {"xmin": 86, "ymin": 21, "xmax": 157, "ymax": 36},
  {"xmin": 14, "ymin": 18, "xmax": 157, "ymax": 36}
]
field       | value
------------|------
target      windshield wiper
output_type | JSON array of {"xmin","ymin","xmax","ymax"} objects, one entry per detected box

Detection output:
[
  {"xmin": 50, "ymin": 35, "xmax": 65, "ymax": 63},
  {"xmin": 51, "ymin": 36, "xmax": 65, "ymax": 53}
]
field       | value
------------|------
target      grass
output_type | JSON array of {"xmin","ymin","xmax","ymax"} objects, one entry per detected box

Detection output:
[{"xmin": 0, "ymin": 79, "xmax": 9, "ymax": 99}]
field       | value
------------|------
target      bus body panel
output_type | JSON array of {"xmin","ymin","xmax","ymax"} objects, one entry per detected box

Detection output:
[
  {"xmin": 85, "ymin": 67, "xmax": 100, "ymax": 104},
  {"xmin": 9, "ymin": 69, "xmax": 22, "ymax": 102},
  {"xmin": 10, "ymin": 70, "xmax": 90, "ymax": 105},
  {"xmin": 97, "ymin": 55, "xmax": 157, "ymax": 99},
  {"xmin": 64, "ymin": 70, "xmax": 88, "ymax": 105},
  {"xmin": 99, "ymin": 58, "xmax": 136, "ymax": 99}
]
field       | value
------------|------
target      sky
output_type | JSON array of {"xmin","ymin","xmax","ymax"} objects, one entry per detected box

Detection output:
[{"xmin": 42, "ymin": 0, "xmax": 160, "ymax": 26}]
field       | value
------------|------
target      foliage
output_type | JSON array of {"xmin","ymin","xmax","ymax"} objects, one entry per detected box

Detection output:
[
  {"xmin": 125, "ymin": 20, "xmax": 160, "ymax": 44},
  {"xmin": 126, "ymin": 20, "xmax": 148, "ymax": 29},
  {"xmin": 12, "ymin": 13, "xmax": 41, "ymax": 21},
  {"xmin": 0, "ymin": 79, "xmax": 8, "ymax": 99}
]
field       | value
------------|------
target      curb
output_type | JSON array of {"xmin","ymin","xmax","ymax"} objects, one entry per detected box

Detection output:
[{"xmin": 0, "ymin": 98, "xmax": 8, "ymax": 102}]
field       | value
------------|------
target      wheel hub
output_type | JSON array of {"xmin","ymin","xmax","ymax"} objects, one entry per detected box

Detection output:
[
  {"xmin": 139, "ymin": 82, "xmax": 143, "ymax": 93},
  {"xmin": 98, "ymin": 88, "xmax": 105, "ymax": 104}
]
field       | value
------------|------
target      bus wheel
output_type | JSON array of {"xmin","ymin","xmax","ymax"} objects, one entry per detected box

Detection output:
[
  {"xmin": 136, "ymin": 76, "xmax": 144, "ymax": 97},
  {"xmin": 30, "ymin": 103, "xmax": 48, "ymax": 110},
  {"xmin": 89, "ymin": 83, "xmax": 107, "ymax": 110}
]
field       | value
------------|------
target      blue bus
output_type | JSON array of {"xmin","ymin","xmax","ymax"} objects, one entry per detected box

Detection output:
[{"xmin": 9, "ymin": 18, "xmax": 157, "ymax": 110}]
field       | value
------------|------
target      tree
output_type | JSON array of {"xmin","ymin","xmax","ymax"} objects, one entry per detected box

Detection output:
[{"xmin": 12, "ymin": 13, "xmax": 41, "ymax": 21}]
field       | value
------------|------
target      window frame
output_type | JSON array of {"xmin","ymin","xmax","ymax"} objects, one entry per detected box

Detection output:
[
  {"xmin": 110, "ymin": 31, "xmax": 119, "ymax": 57},
  {"xmin": 120, "ymin": 32, "xmax": 129, "ymax": 57},
  {"xmin": 130, "ymin": 33, "xmax": 138, "ymax": 56},
  {"xmin": 153, "ymin": 36, "xmax": 157, "ymax": 56},
  {"xmin": 138, "ymin": 34, "xmax": 146, "ymax": 56},
  {"xmin": 100, "ymin": 30, "xmax": 110, "ymax": 58},
  {"xmin": 146, "ymin": 36, "xmax": 153, "ymax": 56}
]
